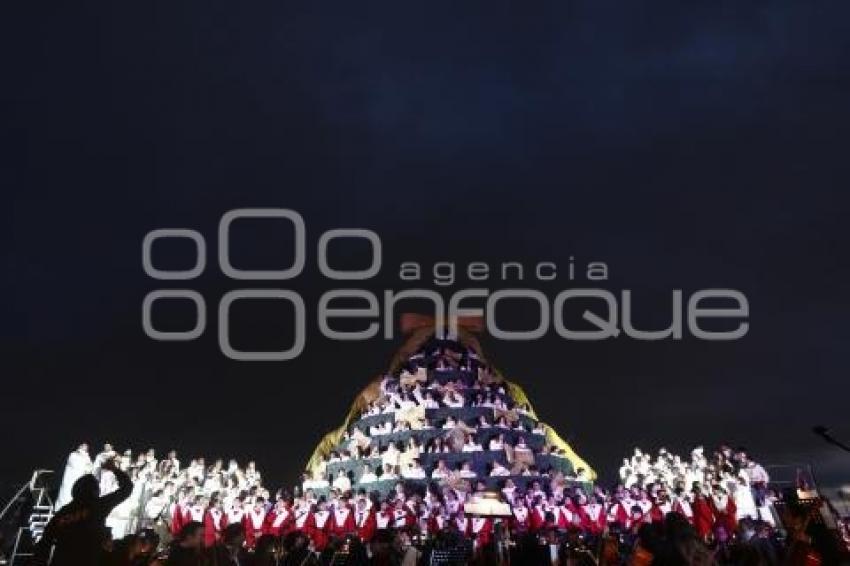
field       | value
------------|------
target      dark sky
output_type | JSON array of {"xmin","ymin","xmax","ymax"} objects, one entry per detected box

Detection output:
[{"xmin": 2, "ymin": 1, "xmax": 850, "ymax": 493}]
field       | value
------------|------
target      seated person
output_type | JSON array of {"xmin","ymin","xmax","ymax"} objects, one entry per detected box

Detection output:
[
  {"xmin": 395, "ymin": 392, "xmax": 417, "ymax": 411},
  {"xmin": 489, "ymin": 434, "xmax": 506, "ymax": 451},
  {"xmin": 442, "ymin": 390, "xmax": 465, "ymax": 408},
  {"xmin": 370, "ymin": 421, "xmax": 392, "ymax": 436},
  {"xmin": 490, "ymin": 461, "xmax": 511, "ymax": 477},
  {"xmin": 382, "ymin": 443, "xmax": 401, "ymax": 468},
  {"xmin": 380, "ymin": 463, "xmax": 398, "ymax": 480},
  {"xmin": 402, "ymin": 460, "xmax": 427, "ymax": 480},
  {"xmin": 365, "ymin": 402, "xmax": 381, "ymax": 417},
  {"xmin": 332, "ymin": 470, "xmax": 351, "ymax": 492},
  {"xmin": 431, "ymin": 460, "xmax": 451, "ymax": 480},
  {"xmin": 462, "ymin": 435, "xmax": 483, "ymax": 452},
  {"xmin": 477, "ymin": 415, "xmax": 491, "ymax": 429},
  {"xmin": 302, "ymin": 471, "xmax": 329, "ymax": 490},
  {"xmin": 421, "ymin": 391, "xmax": 440, "ymax": 409},
  {"xmin": 442, "ymin": 417, "xmax": 458, "ymax": 430},
  {"xmin": 359, "ymin": 465, "xmax": 378, "ymax": 484},
  {"xmin": 427, "ymin": 438, "xmax": 450, "ymax": 454},
  {"xmin": 459, "ymin": 462, "xmax": 477, "ymax": 479}
]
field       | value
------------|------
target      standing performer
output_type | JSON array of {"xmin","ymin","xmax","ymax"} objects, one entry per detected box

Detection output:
[
  {"xmin": 310, "ymin": 500, "xmax": 331, "ymax": 551},
  {"xmin": 331, "ymin": 500, "xmax": 355, "ymax": 538},
  {"xmin": 55, "ymin": 444, "xmax": 93, "ymax": 510},
  {"xmin": 265, "ymin": 499, "xmax": 293, "ymax": 537},
  {"xmin": 354, "ymin": 498, "xmax": 376, "ymax": 543},
  {"xmin": 203, "ymin": 499, "xmax": 225, "ymax": 547},
  {"xmin": 692, "ymin": 488, "xmax": 715, "ymax": 540},
  {"xmin": 245, "ymin": 497, "xmax": 267, "ymax": 547}
]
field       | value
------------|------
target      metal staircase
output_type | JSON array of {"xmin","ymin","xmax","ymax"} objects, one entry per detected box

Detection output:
[{"xmin": 1, "ymin": 470, "xmax": 54, "ymax": 566}]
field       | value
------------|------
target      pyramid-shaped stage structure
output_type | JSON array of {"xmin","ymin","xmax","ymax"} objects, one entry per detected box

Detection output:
[{"xmin": 304, "ymin": 317, "xmax": 594, "ymax": 497}]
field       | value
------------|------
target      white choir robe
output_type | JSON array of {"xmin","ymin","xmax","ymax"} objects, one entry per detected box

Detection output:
[{"xmin": 56, "ymin": 449, "xmax": 93, "ymax": 510}]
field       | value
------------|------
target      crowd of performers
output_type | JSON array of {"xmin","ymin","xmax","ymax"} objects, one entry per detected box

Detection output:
[
  {"xmin": 56, "ymin": 443, "xmax": 266, "ymax": 541},
  {"xmin": 52, "ymin": 442, "xmax": 816, "ymax": 565},
  {"xmin": 47, "ymin": 337, "xmax": 844, "ymax": 563}
]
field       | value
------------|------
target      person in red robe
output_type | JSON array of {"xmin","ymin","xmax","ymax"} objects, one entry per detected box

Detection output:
[
  {"xmin": 184, "ymin": 495, "xmax": 206, "ymax": 526},
  {"xmin": 710, "ymin": 488, "xmax": 737, "ymax": 536},
  {"xmin": 671, "ymin": 489, "xmax": 694, "ymax": 524},
  {"xmin": 309, "ymin": 500, "xmax": 331, "ymax": 551},
  {"xmin": 265, "ymin": 499, "xmax": 294, "ymax": 537},
  {"xmin": 375, "ymin": 501, "xmax": 393, "ymax": 530},
  {"xmin": 607, "ymin": 495, "xmax": 629, "ymax": 529},
  {"xmin": 529, "ymin": 499, "xmax": 547, "ymax": 532},
  {"xmin": 202, "ymin": 499, "xmax": 226, "ymax": 547},
  {"xmin": 330, "ymin": 500, "xmax": 355, "ymax": 538},
  {"xmin": 625, "ymin": 505, "xmax": 645, "ymax": 534},
  {"xmin": 170, "ymin": 494, "xmax": 189, "ymax": 537},
  {"xmin": 691, "ymin": 488, "xmax": 715, "ymax": 540},
  {"xmin": 293, "ymin": 499, "xmax": 314, "ymax": 535},
  {"xmin": 511, "ymin": 500, "xmax": 531, "ymax": 534},
  {"xmin": 353, "ymin": 499, "xmax": 376, "ymax": 543},
  {"xmin": 225, "ymin": 498, "xmax": 245, "ymax": 527},
  {"xmin": 427, "ymin": 508, "xmax": 448, "ymax": 537},
  {"xmin": 649, "ymin": 492, "xmax": 672, "ymax": 524},
  {"xmin": 453, "ymin": 510, "xmax": 470, "ymax": 538},
  {"xmin": 391, "ymin": 504, "xmax": 414, "ymax": 529},
  {"xmin": 470, "ymin": 516, "xmax": 492, "ymax": 548},
  {"xmin": 581, "ymin": 495, "xmax": 607, "ymax": 536},
  {"xmin": 244, "ymin": 497, "xmax": 267, "ymax": 548}
]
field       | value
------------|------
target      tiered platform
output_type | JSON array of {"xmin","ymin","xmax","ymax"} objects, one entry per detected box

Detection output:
[{"xmin": 304, "ymin": 321, "xmax": 594, "ymax": 499}]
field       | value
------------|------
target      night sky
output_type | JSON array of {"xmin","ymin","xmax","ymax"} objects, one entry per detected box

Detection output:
[{"xmin": 3, "ymin": 2, "xmax": 850, "ymax": 494}]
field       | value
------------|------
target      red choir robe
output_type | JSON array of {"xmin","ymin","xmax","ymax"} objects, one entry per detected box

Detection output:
[
  {"xmin": 245, "ymin": 506, "xmax": 267, "ymax": 547},
  {"xmin": 203, "ymin": 508, "xmax": 226, "ymax": 547},
  {"xmin": 293, "ymin": 506, "xmax": 314, "ymax": 534},
  {"xmin": 672, "ymin": 498, "xmax": 694, "ymax": 523},
  {"xmin": 354, "ymin": 509, "xmax": 376, "ymax": 542},
  {"xmin": 607, "ymin": 501, "xmax": 628, "ymax": 528},
  {"xmin": 562, "ymin": 504, "xmax": 583, "ymax": 529},
  {"xmin": 636, "ymin": 499, "xmax": 653, "ymax": 518},
  {"xmin": 225, "ymin": 507, "xmax": 245, "ymax": 526},
  {"xmin": 512, "ymin": 506, "xmax": 531, "ymax": 533},
  {"xmin": 185, "ymin": 504, "xmax": 205, "ymax": 525},
  {"xmin": 650, "ymin": 502, "xmax": 672, "ymax": 523},
  {"xmin": 530, "ymin": 506, "xmax": 547, "ymax": 532},
  {"xmin": 711, "ymin": 494, "xmax": 737, "ymax": 535},
  {"xmin": 427, "ymin": 514, "xmax": 448, "ymax": 536},
  {"xmin": 392, "ymin": 507, "xmax": 414, "ymax": 529},
  {"xmin": 265, "ymin": 506, "xmax": 294, "ymax": 537},
  {"xmin": 375, "ymin": 510, "xmax": 393, "ymax": 530},
  {"xmin": 454, "ymin": 516, "xmax": 470, "ymax": 537},
  {"xmin": 552, "ymin": 506, "xmax": 569, "ymax": 530},
  {"xmin": 625, "ymin": 511, "xmax": 645, "ymax": 533},
  {"xmin": 170, "ymin": 502, "xmax": 187, "ymax": 536},
  {"xmin": 692, "ymin": 496, "xmax": 714, "ymax": 539},
  {"xmin": 331, "ymin": 506, "xmax": 355, "ymax": 538},
  {"xmin": 310, "ymin": 510, "xmax": 331, "ymax": 551},
  {"xmin": 581, "ymin": 503, "xmax": 606, "ymax": 535},
  {"xmin": 470, "ymin": 517, "xmax": 492, "ymax": 546}
]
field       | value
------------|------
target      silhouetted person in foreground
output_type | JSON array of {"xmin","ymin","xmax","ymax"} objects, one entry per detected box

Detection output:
[
  {"xmin": 164, "ymin": 521, "xmax": 204, "ymax": 566},
  {"xmin": 206, "ymin": 522, "xmax": 247, "ymax": 566},
  {"xmin": 34, "ymin": 458, "xmax": 132, "ymax": 566}
]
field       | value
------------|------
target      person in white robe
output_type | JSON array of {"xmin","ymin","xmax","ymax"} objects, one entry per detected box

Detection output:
[
  {"xmin": 732, "ymin": 474, "xmax": 759, "ymax": 520},
  {"xmin": 56, "ymin": 444, "xmax": 93, "ymax": 510}
]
